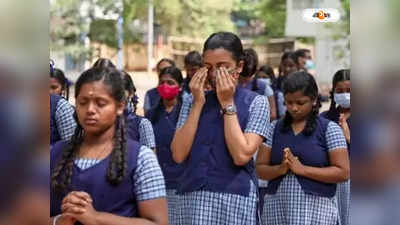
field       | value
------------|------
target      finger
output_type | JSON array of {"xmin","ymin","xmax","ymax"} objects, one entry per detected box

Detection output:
[
  {"xmin": 219, "ymin": 68, "xmax": 229, "ymax": 88},
  {"xmin": 62, "ymin": 204, "xmax": 86, "ymax": 214},
  {"xmin": 61, "ymin": 203, "xmax": 86, "ymax": 214},
  {"xmin": 223, "ymin": 68, "xmax": 234, "ymax": 88},
  {"xmin": 73, "ymin": 192, "xmax": 93, "ymax": 203},
  {"xmin": 63, "ymin": 195, "xmax": 90, "ymax": 207},
  {"xmin": 216, "ymin": 69, "xmax": 222, "ymax": 90},
  {"xmin": 199, "ymin": 69, "xmax": 208, "ymax": 88}
]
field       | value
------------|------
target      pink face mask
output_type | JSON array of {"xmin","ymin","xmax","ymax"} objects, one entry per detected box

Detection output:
[{"xmin": 157, "ymin": 83, "xmax": 180, "ymax": 100}]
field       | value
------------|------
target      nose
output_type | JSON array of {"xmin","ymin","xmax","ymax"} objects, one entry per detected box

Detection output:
[{"xmin": 87, "ymin": 102, "xmax": 96, "ymax": 114}]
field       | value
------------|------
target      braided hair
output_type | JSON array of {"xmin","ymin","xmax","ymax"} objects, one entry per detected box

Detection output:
[
  {"xmin": 51, "ymin": 67, "xmax": 128, "ymax": 192},
  {"xmin": 281, "ymin": 71, "xmax": 321, "ymax": 136},
  {"xmin": 122, "ymin": 71, "xmax": 139, "ymax": 114},
  {"xmin": 326, "ymin": 69, "xmax": 350, "ymax": 120}
]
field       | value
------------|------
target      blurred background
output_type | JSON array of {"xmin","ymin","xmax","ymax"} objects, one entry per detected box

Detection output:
[{"xmin": 49, "ymin": 0, "xmax": 350, "ymax": 112}]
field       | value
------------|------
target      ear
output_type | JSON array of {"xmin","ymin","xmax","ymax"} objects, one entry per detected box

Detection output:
[
  {"xmin": 236, "ymin": 60, "xmax": 244, "ymax": 74},
  {"xmin": 116, "ymin": 102, "xmax": 125, "ymax": 116}
]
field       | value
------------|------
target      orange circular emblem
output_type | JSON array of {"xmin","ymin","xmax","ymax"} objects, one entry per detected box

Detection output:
[{"xmin": 317, "ymin": 11, "xmax": 325, "ymax": 20}]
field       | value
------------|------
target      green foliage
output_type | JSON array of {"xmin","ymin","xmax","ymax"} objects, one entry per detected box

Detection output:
[
  {"xmin": 257, "ymin": 0, "xmax": 286, "ymax": 38},
  {"xmin": 88, "ymin": 19, "xmax": 117, "ymax": 48}
]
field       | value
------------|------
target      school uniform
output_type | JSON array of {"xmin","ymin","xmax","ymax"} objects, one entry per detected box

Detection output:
[
  {"xmin": 262, "ymin": 117, "xmax": 348, "ymax": 225},
  {"xmin": 182, "ymin": 77, "xmax": 191, "ymax": 95},
  {"xmin": 175, "ymin": 88, "xmax": 270, "ymax": 225},
  {"xmin": 124, "ymin": 107, "xmax": 156, "ymax": 150},
  {"xmin": 144, "ymin": 88, "xmax": 161, "ymax": 112},
  {"xmin": 50, "ymin": 94, "xmax": 76, "ymax": 145},
  {"xmin": 321, "ymin": 109, "xmax": 351, "ymax": 225},
  {"xmin": 50, "ymin": 140, "xmax": 166, "ymax": 225},
  {"xmin": 146, "ymin": 101, "xmax": 184, "ymax": 225}
]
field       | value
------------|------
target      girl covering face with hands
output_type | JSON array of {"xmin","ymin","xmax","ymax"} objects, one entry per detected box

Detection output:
[{"xmin": 171, "ymin": 32, "xmax": 270, "ymax": 225}]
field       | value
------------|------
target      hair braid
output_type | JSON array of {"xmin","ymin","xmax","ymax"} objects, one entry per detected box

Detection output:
[
  {"xmin": 106, "ymin": 116, "xmax": 127, "ymax": 185},
  {"xmin": 51, "ymin": 117, "xmax": 83, "ymax": 192}
]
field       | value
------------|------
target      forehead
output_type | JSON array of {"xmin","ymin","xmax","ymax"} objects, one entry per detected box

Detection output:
[
  {"xmin": 285, "ymin": 90, "xmax": 312, "ymax": 100},
  {"xmin": 160, "ymin": 74, "xmax": 176, "ymax": 82},
  {"xmin": 335, "ymin": 80, "xmax": 351, "ymax": 88},
  {"xmin": 78, "ymin": 81, "xmax": 112, "ymax": 98},
  {"xmin": 185, "ymin": 64, "xmax": 200, "ymax": 69},
  {"xmin": 203, "ymin": 48, "xmax": 235, "ymax": 65},
  {"xmin": 283, "ymin": 58, "xmax": 296, "ymax": 65},
  {"xmin": 50, "ymin": 77, "xmax": 61, "ymax": 85}
]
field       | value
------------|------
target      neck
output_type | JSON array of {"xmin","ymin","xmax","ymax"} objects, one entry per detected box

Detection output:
[
  {"xmin": 83, "ymin": 124, "xmax": 115, "ymax": 147},
  {"xmin": 239, "ymin": 76, "xmax": 253, "ymax": 85},
  {"xmin": 163, "ymin": 97, "xmax": 178, "ymax": 112}
]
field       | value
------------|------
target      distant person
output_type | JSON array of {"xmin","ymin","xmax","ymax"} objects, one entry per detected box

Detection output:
[
  {"xmin": 276, "ymin": 51, "xmax": 298, "ymax": 118},
  {"xmin": 143, "ymin": 58, "xmax": 176, "ymax": 114},
  {"xmin": 145, "ymin": 66, "xmax": 185, "ymax": 225},
  {"xmin": 255, "ymin": 64, "xmax": 279, "ymax": 121},
  {"xmin": 183, "ymin": 51, "xmax": 203, "ymax": 94},
  {"xmin": 294, "ymin": 49, "xmax": 314, "ymax": 71},
  {"xmin": 49, "ymin": 61, "xmax": 76, "ymax": 146},
  {"xmin": 122, "ymin": 71, "xmax": 156, "ymax": 150},
  {"xmin": 50, "ymin": 67, "xmax": 71, "ymax": 100}
]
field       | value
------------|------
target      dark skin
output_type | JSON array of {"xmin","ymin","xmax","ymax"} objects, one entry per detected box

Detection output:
[
  {"xmin": 252, "ymin": 71, "xmax": 278, "ymax": 121},
  {"xmin": 256, "ymin": 90, "xmax": 350, "ymax": 183},
  {"xmin": 159, "ymin": 74, "xmax": 181, "ymax": 113},
  {"xmin": 53, "ymin": 81, "xmax": 168, "ymax": 225},
  {"xmin": 185, "ymin": 64, "xmax": 201, "ymax": 80},
  {"xmin": 171, "ymin": 48, "xmax": 264, "ymax": 166},
  {"xmin": 156, "ymin": 61, "xmax": 173, "ymax": 75},
  {"xmin": 334, "ymin": 80, "xmax": 351, "ymax": 143},
  {"xmin": 281, "ymin": 58, "xmax": 298, "ymax": 77},
  {"xmin": 50, "ymin": 77, "xmax": 63, "ymax": 96}
]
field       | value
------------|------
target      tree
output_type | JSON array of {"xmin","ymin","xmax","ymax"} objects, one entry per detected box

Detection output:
[{"xmin": 257, "ymin": 0, "xmax": 286, "ymax": 38}]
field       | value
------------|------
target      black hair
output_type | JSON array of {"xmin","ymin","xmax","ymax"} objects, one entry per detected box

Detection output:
[
  {"xmin": 148, "ymin": 66, "xmax": 184, "ymax": 124},
  {"xmin": 280, "ymin": 51, "xmax": 297, "ymax": 68},
  {"xmin": 122, "ymin": 71, "xmax": 138, "ymax": 114},
  {"xmin": 203, "ymin": 32, "xmax": 252, "ymax": 77},
  {"xmin": 51, "ymin": 67, "xmax": 128, "ymax": 192},
  {"xmin": 294, "ymin": 49, "xmax": 311, "ymax": 65},
  {"xmin": 281, "ymin": 71, "xmax": 321, "ymax": 136},
  {"xmin": 242, "ymin": 48, "xmax": 259, "ymax": 78},
  {"xmin": 50, "ymin": 67, "xmax": 70, "ymax": 100},
  {"xmin": 159, "ymin": 66, "xmax": 184, "ymax": 85},
  {"xmin": 184, "ymin": 51, "xmax": 203, "ymax": 67},
  {"xmin": 326, "ymin": 69, "xmax": 351, "ymax": 119},
  {"xmin": 156, "ymin": 58, "xmax": 175, "ymax": 73},
  {"xmin": 92, "ymin": 58, "xmax": 116, "ymax": 69}
]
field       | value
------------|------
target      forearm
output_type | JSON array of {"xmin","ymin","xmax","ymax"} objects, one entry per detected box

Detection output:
[
  {"xmin": 256, "ymin": 164, "xmax": 285, "ymax": 180},
  {"xmin": 223, "ymin": 115, "xmax": 255, "ymax": 166},
  {"xmin": 300, "ymin": 165, "xmax": 350, "ymax": 184},
  {"xmin": 171, "ymin": 102, "xmax": 203, "ymax": 163},
  {"xmin": 268, "ymin": 96, "xmax": 277, "ymax": 121},
  {"xmin": 94, "ymin": 212, "xmax": 162, "ymax": 225}
]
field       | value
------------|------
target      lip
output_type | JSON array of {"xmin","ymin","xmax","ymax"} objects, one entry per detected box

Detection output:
[{"xmin": 84, "ymin": 118, "xmax": 98, "ymax": 125}]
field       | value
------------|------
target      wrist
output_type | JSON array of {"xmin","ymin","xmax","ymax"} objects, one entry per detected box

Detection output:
[
  {"xmin": 220, "ymin": 101, "xmax": 234, "ymax": 109},
  {"xmin": 298, "ymin": 165, "xmax": 308, "ymax": 177},
  {"xmin": 193, "ymin": 101, "xmax": 205, "ymax": 109}
]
